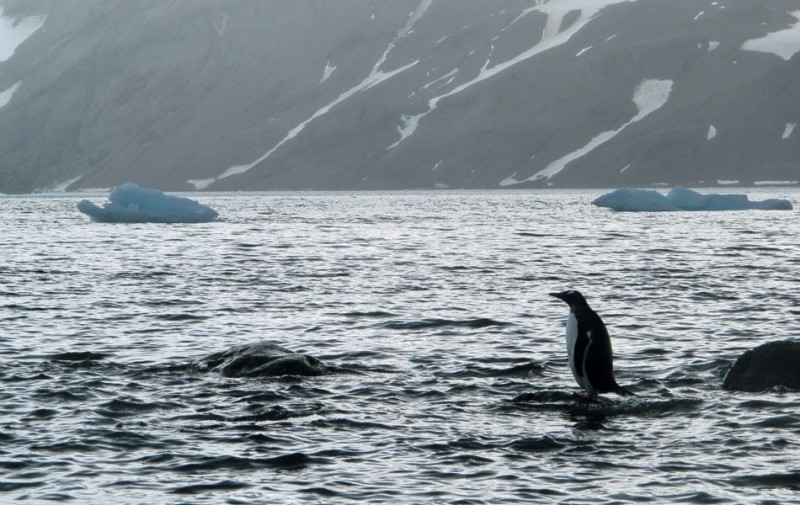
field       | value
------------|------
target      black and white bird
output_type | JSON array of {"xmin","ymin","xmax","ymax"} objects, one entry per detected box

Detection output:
[{"xmin": 549, "ymin": 290, "xmax": 633, "ymax": 401}]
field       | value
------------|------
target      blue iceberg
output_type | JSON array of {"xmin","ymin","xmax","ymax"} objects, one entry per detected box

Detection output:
[
  {"xmin": 592, "ymin": 187, "xmax": 793, "ymax": 212},
  {"xmin": 77, "ymin": 183, "xmax": 219, "ymax": 223}
]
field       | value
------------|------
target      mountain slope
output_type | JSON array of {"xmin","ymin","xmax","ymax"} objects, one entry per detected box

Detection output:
[{"xmin": 0, "ymin": 0, "xmax": 798, "ymax": 193}]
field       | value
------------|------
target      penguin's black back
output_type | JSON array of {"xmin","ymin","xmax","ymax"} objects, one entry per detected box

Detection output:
[{"xmin": 574, "ymin": 305, "xmax": 625, "ymax": 394}]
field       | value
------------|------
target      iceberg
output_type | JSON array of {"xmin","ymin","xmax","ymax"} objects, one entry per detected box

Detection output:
[
  {"xmin": 77, "ymin": 183, "xmax": 219, "ymax": 223},
  {"xmin": 592, "ymin": 187, "xmax": 793, "ymax": 212}
]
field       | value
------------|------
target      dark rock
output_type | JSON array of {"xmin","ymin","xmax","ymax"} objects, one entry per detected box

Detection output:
[
  {"xmin": 193, "ymin": 342, "xmax": 325, "ymax": 378},
  {"xmin": 722, "ymin": 340, "xmax": 800, "ymax": 392}
]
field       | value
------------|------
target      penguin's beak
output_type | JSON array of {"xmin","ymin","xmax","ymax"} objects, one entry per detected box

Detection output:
[{"xmin": 548, "ymin": 292, "xmax": 563, "ymax": 300}]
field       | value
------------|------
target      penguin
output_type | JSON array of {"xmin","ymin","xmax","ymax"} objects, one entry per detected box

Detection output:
[{"xmin": 549, "ymin": 290, "xmax": 633, "ymax": 401}]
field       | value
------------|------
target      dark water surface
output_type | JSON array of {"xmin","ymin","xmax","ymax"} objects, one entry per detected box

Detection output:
[{"xmin": 1, "ymin": 190, "xmax": 799, "ymax": 503}]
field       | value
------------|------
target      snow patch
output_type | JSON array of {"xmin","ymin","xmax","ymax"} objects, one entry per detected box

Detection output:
[
  {"xmin": 576, "ymin": 46, "xmax": 593, "ymax": 56},
  {"xmin": 620, "ymin": 164, "xmax": 631, "ymax": 173},
  {"xmin": 187, "ymin": 178, "xmax": 216, "ymax": 190},
  {"xmin": 387, "ymin": 113, "xmax": 425, "ymax": 149},
  {"xmin": 319, "ymin": 61, "xmax": 337, "ymax": 83},
  {"xmin": 741, "ymin": 11, "xmax": 800, "ymax": 61},
  {"xmin": 215, "ymin": 11, "xmax": 229, "ymax": 38},
  {"xmin": 754, "ymin": 180, "xmax": 798, "ymax": 186},
  {"xmin": 632, "ymin": 78, "xmax": 673, "ymax": 115},
  {"xmin": 0, "ymin": 81, "xmax": 20, "ymax": 109},
  {"xmin": 421, "ymin": 68, "xmax": 458, "ymax": 90},
  {"xmin": 0, "ymin": 7, "xmax": 46, "ymax": 62},
  {"xmin": 49, "ymin": 174, "xmax": 83, "ymax": 192},
  {"xmin": 398, "ymin": 0, "xmax": 433, "ymax": 38},
  {"xmin": 499, "ymin": 172, "xmax": 519, "ymax": 187},
  {"xmin": 202, "ymin": 0, "xmax": 429, "ymax": 187},
  {"xmin": 390, "ymin": 0, "xmax": 640, "ymax": 150},
  {"xmin": 694, "ymin": 11, "xmax": 705, "ymax": 21},
  {"xmin": 782, "ymin": 122, "xmax": 796, "ymax": 139},
  {"xmin": 707, "ymin": 125, "xmax": 717, "ymax": 140},
  {"xmin": 505, "ymin": 79, "xmax": 673, "ymax": 184},
  {"xmin": 708, "ymin": 41, "xmax": 720, "ymax": 51}
]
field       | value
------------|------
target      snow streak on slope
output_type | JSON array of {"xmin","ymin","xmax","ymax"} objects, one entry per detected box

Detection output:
[
  {"xmin": 500, "ymin": 78, "xmax": 673, "ymax": 185},
  {"xmin": 741, "ymin": 11, "xmax": 800, "ymax": 61},
  {"xmin": 0, "ymin": 7, "xmax": 45, "ymax": 62},
  {"xmin": 192, "ymin": 0, "xmax": 432, "ymax": 189},
  {"xmin": 0, "ymin": 81, "xmax": 20, "ymax": 109},
  {"xmin": 319, "ymin": 61, "xmax": 337, "ymax": 83},
  {"xmin": 387, "ymin": 0, "xmax": 639, "ymax": 149}
]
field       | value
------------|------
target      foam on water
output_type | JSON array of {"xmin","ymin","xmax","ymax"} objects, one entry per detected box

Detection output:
[{"xmin": 1, "ymin": 190, "xmax": 799, "ymax": 503}]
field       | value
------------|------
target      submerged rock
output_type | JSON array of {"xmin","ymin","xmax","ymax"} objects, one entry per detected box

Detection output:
[
  {"xmin": 722, "ymin": 340, "xmax": 800, "ymax": 392},
  {"xmin": 193, "ymin": 342, "xmax": 325, "ymax": 378}
]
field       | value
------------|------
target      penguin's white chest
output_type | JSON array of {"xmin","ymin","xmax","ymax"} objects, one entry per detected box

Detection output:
[
  {"xmin": 565, "ymin": 312, "xmax": 579, "ymax": 376},
  {"xmin": 565, "ymin": 312, "xmax": 591, "ymax": 390}
]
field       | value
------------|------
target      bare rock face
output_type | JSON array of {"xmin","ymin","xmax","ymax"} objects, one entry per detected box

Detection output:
[
  {"xmin": 193, "ymin": 342, "xmax": 325, "ymax": 378},
  {"xmin": 2, "ymin": 1, "xmax": 800, "ymax": 193},
  {"xmin": 722, "ymin": 341, "xmax": 800, "ymax": 392}
]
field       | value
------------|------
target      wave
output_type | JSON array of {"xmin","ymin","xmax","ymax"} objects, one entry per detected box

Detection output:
[
  {"xmin": 170, "ymin": 452, "xmax": 330, "ymax": 472},
  {"xmin": 379, "ymin": 317, "xmax": 511, "ymax": 330},
  {"xmin": 170, "ymin": 480, "xmax": 252, "ymax": 495}
]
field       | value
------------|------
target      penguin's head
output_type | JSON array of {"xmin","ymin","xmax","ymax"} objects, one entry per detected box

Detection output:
[{"xmin": 549, "ymin": 290, "xmax": 587, "ymax": 307}]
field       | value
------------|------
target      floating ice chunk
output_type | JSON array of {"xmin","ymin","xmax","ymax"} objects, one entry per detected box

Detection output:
[
  {"xmin": 782, "ymin": 122, "xmax": 796, "ymax": 139},
  {"xmin": 77, "ymin": 183, "xmax": 218, "ymax": 223},
  {"xmin": 592, "ymin": 188, "xmax": 681, "ymax": 212},
  {"xmin": 592, "ymin": 187, "xmax": 793, "ymax": 212},
  {"xmin": 707, "ymin": 125, "xmax": 717, "ymax": 140},
  {"xmin": 741, "ymin": 11, "xmax": 800, "ymax": 61},
  {"xmin": 708, "ymin": 41, "xmax": 720, "ymax": 51}
]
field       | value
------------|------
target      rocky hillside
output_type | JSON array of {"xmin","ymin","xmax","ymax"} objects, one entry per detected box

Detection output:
[{"xmin": 1, "ymin": 0, "xmax": 798, "ymax": 193}]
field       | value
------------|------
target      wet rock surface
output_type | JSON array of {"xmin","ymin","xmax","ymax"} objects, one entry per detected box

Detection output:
[
  {"xmin": 193, "ymin": 342, "xmax": 325, "ymax": 378},
  {"xmin": 723, "ymin": 340, "xmax": 800, "ymax": 392}
]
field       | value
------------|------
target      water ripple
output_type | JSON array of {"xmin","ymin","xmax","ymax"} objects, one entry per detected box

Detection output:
[{"xmin": 1, "ymin": 190, "xmax": 799, "ymax": 503}]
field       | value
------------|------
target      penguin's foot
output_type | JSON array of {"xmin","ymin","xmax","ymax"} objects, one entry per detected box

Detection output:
[{"xmin": 573, "ymin": 391, "xmax": 599, "ymax": 404}]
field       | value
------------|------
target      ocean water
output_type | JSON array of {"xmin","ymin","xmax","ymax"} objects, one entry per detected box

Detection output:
[{"xmin": 1, "ymin": 189, "xmax": 799, "ymax": 504}]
